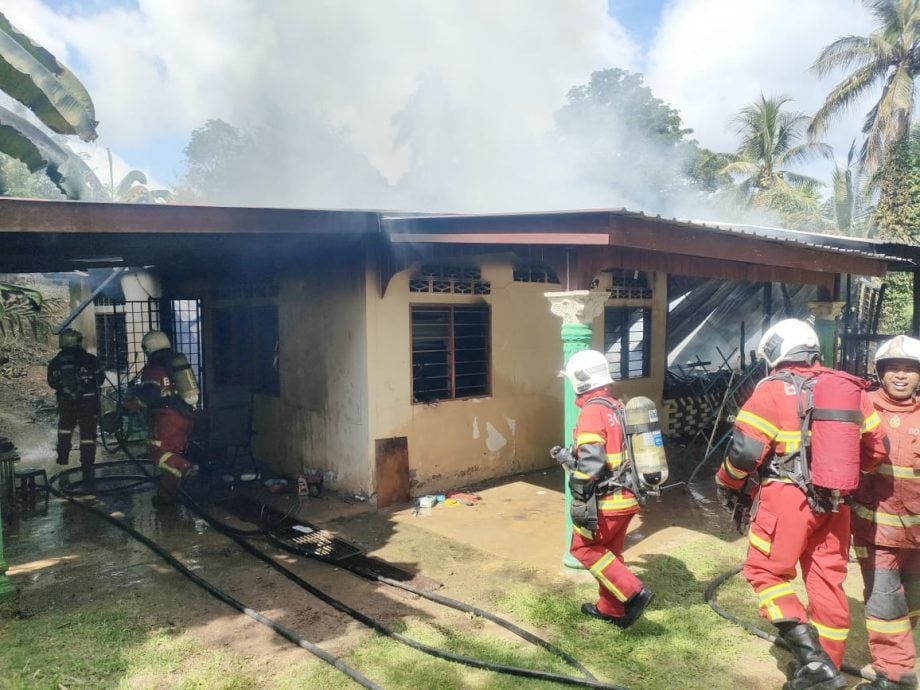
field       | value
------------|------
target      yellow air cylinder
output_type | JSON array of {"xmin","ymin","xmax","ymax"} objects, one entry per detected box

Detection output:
[
  {"xmin": 624, "ymin": 396, "xmax": 668, "ymax": 489},
  {"xmin": 169, "ymin": 353, "xmax": 200, "ymax": 407}
]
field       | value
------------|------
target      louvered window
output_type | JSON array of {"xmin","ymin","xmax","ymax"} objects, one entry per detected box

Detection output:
[{"xmin": 411, "ymin": 305, "xmax": 490, "ymax": 403}]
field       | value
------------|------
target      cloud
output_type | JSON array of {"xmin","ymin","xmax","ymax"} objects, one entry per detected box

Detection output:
[
  {"xmin": 645, "ymin": 0, "xmax": 874, "ymax": 171},
  {"xmin": 5, "ymin": 0, "xmax": 639, "ymax": 211}
]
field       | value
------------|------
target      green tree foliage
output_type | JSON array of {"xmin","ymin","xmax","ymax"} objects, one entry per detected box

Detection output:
[
  {"xmin": 554, "ymin": 68, "xmax": 729, "ymax": 210},
  {"xmin": 0, "ymin": 11, "xmax": 101, "ymax": 199},
  {"xmin": 175, "ymin": 119, "xmax": 251, "ymax": 203},
  {"xmin": 721, "ymin": 95, "xmax": 832, "ymax": 230},
  {"xmin": 871, "ymin": 131, "xmax": 920, "ymax": 332},
  {"xmin": 0, "ymin": 151, "xmax": 64, "ymax": 199},
  {"xmin": 809, "ymin": 0, "xmax": 920, "ymax": 176}
]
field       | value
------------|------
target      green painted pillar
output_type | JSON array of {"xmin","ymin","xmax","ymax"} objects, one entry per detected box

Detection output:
[
  {"xmin": 0, "ymin": 507, "xmax": 15, "ymax": 602},
  {"xmin": 809, "ymin": 301, "xmax": 846, "ymax": 366},
  {"xmin": 546, "ymin": 290, "xmax": 608, "ymax": 569}
]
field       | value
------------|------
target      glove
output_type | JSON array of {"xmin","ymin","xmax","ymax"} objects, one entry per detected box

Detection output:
[
  {"xmin": 570, "ymin": 495, "xmax": 598, "ymax": 532},
  {"xmin": 551, "ymin": 445, "xmax": 576, "ymax": 470},
  {"xmin": 716, "ymin": 485, "xmax": 740, "ymax": 514}
]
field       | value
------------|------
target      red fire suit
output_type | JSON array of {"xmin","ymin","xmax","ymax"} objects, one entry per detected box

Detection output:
[
  {"xmin": 47, "ymin": 347, "xmax": 104, "ymax": 468},
  {"xmin": 715, "ymin": 363, "xmax": 888, "ymax": 667},
  {"xmin": 136, "ymin": 351, "xmax": 195, "ymax": 497},
  {"xmin": 568, "ymin": 388, "xmax": 644, "ymax": 618},
  {"xmin": 850, "ymin": 388, "xmax": 920, "ymax": 685}
]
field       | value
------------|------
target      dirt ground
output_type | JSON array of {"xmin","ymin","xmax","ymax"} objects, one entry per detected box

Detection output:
[{"xmin": 0, "ymin": 357, "xmax": 896, "ymax": 689}]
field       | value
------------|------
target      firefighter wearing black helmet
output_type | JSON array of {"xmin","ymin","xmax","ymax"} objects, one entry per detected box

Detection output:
[{"xmin": 47, "ymin": 328, "xmax": 105, "ymax": 484}]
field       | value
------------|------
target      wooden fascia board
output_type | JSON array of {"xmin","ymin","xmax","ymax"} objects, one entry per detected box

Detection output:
[
  {"xmin": 609, "ymin": 217, "xmax": 886, "ymax": 277},
  {"xmin": 542, "ymin": 246, "xmax": 837, "ymax": 293},
  {"xmin": 0, "ymin": 198, "xmax": 378, "ymax": 235}
]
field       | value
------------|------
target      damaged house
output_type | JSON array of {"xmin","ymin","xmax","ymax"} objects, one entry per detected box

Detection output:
[{"xmin": 2, "ymin": 198, "xmax": 918, "ymax": 506}]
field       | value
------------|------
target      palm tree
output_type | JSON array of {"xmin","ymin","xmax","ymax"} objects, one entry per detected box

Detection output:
[
  {"xmin": 0, "ymin": 10, "xmax": 101, "ymax": 199},
  {"xmin": 721, "ymin": 95, "xmax": 832, "ymax": 212},
  {"xmin": 809, "ymin": 0, "xmax": 920, "ymax": 176},
  {"xmin": 825, "ymin": 141, "xmax": 872, "ymax": 235}
]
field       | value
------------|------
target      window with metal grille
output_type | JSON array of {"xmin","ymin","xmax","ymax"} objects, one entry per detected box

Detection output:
[
  {"xmin": 411, "ymin": 305, "xmax": 490, "ymax": 403},
  {"xmin": 604, "ymin": 306, "xmax": 651, "ymax": 379},
  {"xmin": 409, "ymin": 265, "xmax": 491, "ymax": 295},
  {"xmin": 212, "ymin": 305, "xmax": 280, "ymax": 396},
  {"xmin": 95, "ymin": 312, "xmax": 127, "ymax": 370}
]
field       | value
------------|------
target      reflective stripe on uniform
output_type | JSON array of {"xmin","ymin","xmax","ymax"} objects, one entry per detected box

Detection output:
[
  {"xmin": 812, "ymin": 620, "xmax": 848, "ymax": 642},
  {"xmin": 853, "ymin": 545, "xmax": 868, "ymax": 559},
  {"xmin": 573, "ymin": 525, "xmax": 594, "ymax": 540},
  {"xmin": 723, "ymin": 459, "xmax": 747, "ymax": 480},
  {"xmin": 606, "ymin": 451, "xmax": 624, "ymax": 470},
  {"xmin": 150, "ymin": 439, "xmax": 162, "ymax": 448},
  {"xmin": 573, "ymin": 470, "xmax": 591, "ymax": 480},
  {"xmin": 862, "ymin": 411, "xmax": 881, "ymax": 433},
  {"xmin": 758, "ymin": 583, "xmax": 794, "ymax": 621},
  {"xmin": 598, "ymin": 492, "xmax": 639, "ymax": 511},
  {"xmin": 852, "ymin": 503, "xmax": 920, "ymax": 527},
  {"xmin": 749, "ymin": 529, "xmax": 772, "ymax": 555},
  {"xmin": 58, "ymin": 430, "xmax": 72, "ymax": 436},
  {"xmin": 576, "ymin": 432, "xmax": 605, "ymax": 446},
  {"xmin": 158, "ymin": 452, "xmax": 184, "ymax": 478},
  {"xmin": 735, "ymin": 410, "xmax": 779, "ymax": 438},
  {"xmin": 866, "ymin": 617, "xmax": 911, "ymax": 635},
  {"xmin": 79, "ymin": 440, "xmax": 95, "ymax": 446},
  {"xmin": 875, "ymin": 464, "xmax": 920, "ymax": 480},
  {"xmin": 588, "ymin": 552, "xmax": 628, "ymax": 602}
]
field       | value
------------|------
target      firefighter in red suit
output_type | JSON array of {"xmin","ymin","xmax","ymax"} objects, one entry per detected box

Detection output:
[
  {"xmin": 47, "ymin": 328, "xmax": 105, "ymax": 485},
  {"xmin": 127, "ymin": 330, "xmax": 199, "ymax": 503},
  {"xmin": 850, "ymin": 335, "xmax": 920, "ymax": 690},
  {"xmin": 557, "ymin": 349, "xmax": 653, "ymax": 629},
  {"xmin": 715, "ymin": 319, "xmax": 888, "ymax": 690}
]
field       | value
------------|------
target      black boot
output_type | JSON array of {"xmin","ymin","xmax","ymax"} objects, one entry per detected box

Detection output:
[
  {"xmin": 614, "ymin": 586, "xmax": 654, "ymax": 629},
  {"xmin": 857, "ymin": 671, "xmax": 919, "ymax": 689},
  {"xmin": 779, "ymin": 623, "xmax": 846, "ymax": 690},
  {"xmin": 81, "ymin": 464, "xmax": 94, "ymax": 489}
]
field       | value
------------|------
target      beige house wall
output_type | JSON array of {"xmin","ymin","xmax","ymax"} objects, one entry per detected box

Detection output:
[
  {"xmin": 245, "ymin": 253, "xmax": 371, "ymax": 494},
  {"xmin": 364, "ymin": 253, "xmax": 669, "ymax": 496}
]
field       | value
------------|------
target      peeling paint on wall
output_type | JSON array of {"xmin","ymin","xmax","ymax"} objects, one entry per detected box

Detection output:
[
  {"xmin": 485, "ymin": 422, "xmax": 507, "ymax": 451},
  {"xmin": 505, "ymin": 417, "xmax": 516, "ymax": 436},
  {"xmin": 472, "ymin": 417, "xmax": 480, "ymax": 439}
]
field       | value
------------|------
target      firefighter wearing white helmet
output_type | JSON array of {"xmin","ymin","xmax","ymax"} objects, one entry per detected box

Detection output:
[
  {"xmin": 851, "ymin": 335, "xmax": 920, "ymax": 689},
  {"xmin": 47, "ymin": 328, "xmax": 104, "ymax": 484},
  {"xmin": 716, "ymin": 318, "xmax": 888, "ymax": 689},
  {"xmin": 555, "ymin": 349, "xmax": 653, "ymax": 628},
  {"xmin": 757, "ymin": 318, "xmax": 821, "ymax": 369},
  {"xmin": 126, "ymin": 330, "xmax": 201, "ymax": 504}
]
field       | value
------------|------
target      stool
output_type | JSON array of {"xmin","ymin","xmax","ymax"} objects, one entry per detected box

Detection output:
[{"xmin": 14, "ymin": 467, "xmax": 49, "ymax": 499}]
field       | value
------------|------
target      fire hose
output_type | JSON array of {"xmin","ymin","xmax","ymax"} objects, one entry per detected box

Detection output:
[{"xmin": 48, "ymin": 456, "xmax": 628, "ymax": 690}]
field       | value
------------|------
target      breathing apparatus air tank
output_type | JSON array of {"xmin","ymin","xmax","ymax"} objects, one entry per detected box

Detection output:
[
  {"xmin": 169, "ymin": 352, "xmax": 200, "ymax": 407},
  {"xmin": 623, "ymin": 396, "xmax": 668, "ymax": 491}
]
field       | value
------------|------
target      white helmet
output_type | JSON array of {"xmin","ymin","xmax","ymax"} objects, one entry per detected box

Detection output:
[
  {"xmin": 142, "ymin": 330, "xmax": 171, "ymax": 355},
  {"xmin": 58, "ymin": 328, "xmax": 83, "ymax": 348},
  {"xmin": 875, "ymin": 335, "xmax": 920, "ymax": 371},
  {"xmin": 560, "ymin": 349, "xmax": 614, "ymax": 394},
  {"xmin": 757, "ymin": 318, "xmax": 821, "ymax": 369}
]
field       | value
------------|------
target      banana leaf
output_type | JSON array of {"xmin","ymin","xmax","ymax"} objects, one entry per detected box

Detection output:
[
  {"xmin": 0, "ymin": 104, "xmax": 105, "ymax": 199},
  {"xmin": 0, "ymin": 11, "xmax": 97, "ymax": 142}
]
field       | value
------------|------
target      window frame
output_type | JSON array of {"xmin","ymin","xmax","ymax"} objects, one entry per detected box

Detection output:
[
  {"xmin": 604, "ymin": 305, "xmax": 652, "ymax": 380},
  {"xmin": 210, "ymin": 304, "xmax": 280, "ymax": 397},
  {"xmin": 410, "ymin": 303, "xmax": 491, "ymax": 404}
]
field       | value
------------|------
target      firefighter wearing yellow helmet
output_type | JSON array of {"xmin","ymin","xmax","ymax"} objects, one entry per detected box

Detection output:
[{"xmin": 850, "ymin": 335, "xmax": 920, "ymax": 689}]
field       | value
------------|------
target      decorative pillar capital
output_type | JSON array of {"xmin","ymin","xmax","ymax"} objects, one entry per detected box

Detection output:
[
  {"xmin": 807, "ymin": 300, "xmax": 846, "ymax": 320},
  {"xmin": 544, "ymin": 290, "xmax": 608, "ymax": 325}
]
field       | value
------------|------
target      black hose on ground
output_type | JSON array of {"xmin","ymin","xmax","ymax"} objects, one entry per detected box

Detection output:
[
  {"xmin": 185, "ymin": 488, "xmax": 624, "ymax": 690},
  {"xmin": 704, "ymin": 564, "xmax": 872, "ymax": 682},
  {"xmin": 46, "ymin": 471, "xmax": 382, "ymax": 690}
]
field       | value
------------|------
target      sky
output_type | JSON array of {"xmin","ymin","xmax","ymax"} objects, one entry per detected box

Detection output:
[{"xmin": 3, "ymin": 0, "xmax": 881, "ymax": 215}]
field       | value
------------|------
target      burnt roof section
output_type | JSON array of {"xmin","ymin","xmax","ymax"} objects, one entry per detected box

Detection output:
[{"xmin": 0, "ymin": 198, "xmax": 916, "ymax": 280}]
